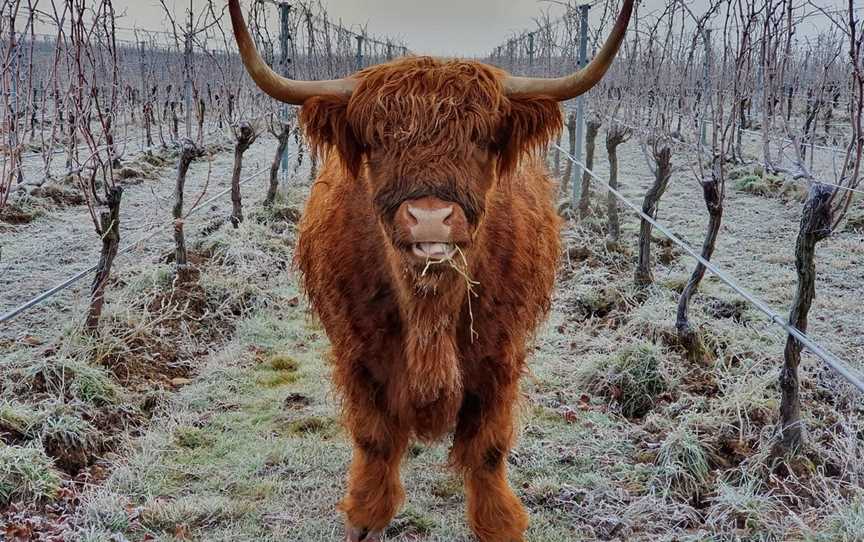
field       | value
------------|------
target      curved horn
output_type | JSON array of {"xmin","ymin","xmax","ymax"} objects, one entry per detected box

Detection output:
[
  {"xmin": 228, "ymin": 0, "xmax": 356, "ymax": 104},
  {"xmin": 503, "ymin": 0, "xmax": 634, "ymax": 101}
]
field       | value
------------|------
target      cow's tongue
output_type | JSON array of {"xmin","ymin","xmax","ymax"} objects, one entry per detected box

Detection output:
[{"xmin": 413, "ymin": 242, "xmax": 455, "ymax": 260}]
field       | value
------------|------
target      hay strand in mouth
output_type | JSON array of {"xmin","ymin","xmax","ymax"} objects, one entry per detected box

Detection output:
[{"xmin": 420, "ymin": 246, "xmax": 480, "ymax": 343}]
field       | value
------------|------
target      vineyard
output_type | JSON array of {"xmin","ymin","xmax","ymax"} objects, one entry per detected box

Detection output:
[{"xmin": 1, "ymin": 0, "xmax": 863, "ymax": 541}]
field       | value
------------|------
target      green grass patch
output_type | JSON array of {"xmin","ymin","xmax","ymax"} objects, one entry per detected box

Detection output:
[
  {"xmin": 577, "ymin": 342, "xmax": 671, "ymax": 418},
  {"xmin": 0, "ymin": 444, "xmax": 63, "ymax": 506},
  {"xmin": 280, "ymin": 416, "xmax": 339, "ymax": 437},
  {"xmin": 388, "ymin": 507, "xmax": 436, "ymax": 537},
  {"xmin": 735, "ymin": 174, "xmax": 782, "ymax": 196},
  {"xmin": 267, "ymin": 353, "xmax": 299, "ymax": 372},
  {"xmin": 252, "ymin": 351, "xmax": 301, "ymax": 388},
  {"xmin": 523, "ymin": 476, "xmax": 568, "ymax": 508},
  {"xmin": 139, "ymin": 495, "xmax": 255, "ymax": 535},
  {"xmin": 25, "ymin": 358, "xmax": 119, "ymax": 406},
  {"xmin": 529, "ymin": 404, "xmax": 565, "ymax": 425},
  {"xmin": 431, "ymin": 475, "xmax": 463, "ymax": 500},
  {"xmin": 652, "ymin": 425, "xmax": 713, "ymax": 499},
  {"xmin": 173, "ymin": 426, "xmax": 216, "ymax": 449},
  {"xmin": 0, "ymin": 400, "xmax": 39, "ymax": 439},
  {"xmin": 235, "ymin": 477, "xmax": 280, "ymax": 501},
  {"xmin": 37, "ymin": 411, "xmax": 102, "ymax": 472},
  {"xmin": 256, "ymin": 370, "xmax": 299, "ymax": 388}
]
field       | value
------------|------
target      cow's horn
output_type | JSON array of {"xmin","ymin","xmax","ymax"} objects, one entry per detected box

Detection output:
[
  {"xmin": 503, "ymin": 0, "xmax": 634, "ymax": 101},
  {"xmin": 229, "ymin": 0, "xmax": 356, "ymax": 104}
]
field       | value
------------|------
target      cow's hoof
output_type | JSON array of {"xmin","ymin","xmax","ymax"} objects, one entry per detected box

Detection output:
[{"xmin": 346, "ymin": 526, "xmax": 383, "ymax": 542}]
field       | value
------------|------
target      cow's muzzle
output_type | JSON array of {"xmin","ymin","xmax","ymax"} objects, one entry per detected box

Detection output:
[{"xmin": 394, "ymin": 196, "xmax": 470, "ymax": 262}]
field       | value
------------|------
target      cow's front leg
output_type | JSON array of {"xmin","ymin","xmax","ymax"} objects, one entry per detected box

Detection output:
[
  {"xmin": 450, "ymin": 384, "xmax": 527, "ymax": 542},
  {"xmin": 341, "ymin": 389, "xmax": 409, "ymax": 541}
]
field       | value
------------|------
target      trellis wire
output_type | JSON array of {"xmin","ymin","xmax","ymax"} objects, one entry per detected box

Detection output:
[
  {"xmin": 0, "ymin": 155, "xmax": 288, "ymax": 326},
  {"xmin": 575, "ymin": 109, "xmax": 864, "ymax": 197},
  {"xmin": 554, "ymin": 143, "xmax": 864, "ymax": 394}
]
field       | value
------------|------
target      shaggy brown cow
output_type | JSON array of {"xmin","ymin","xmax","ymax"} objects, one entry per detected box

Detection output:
[{"xmin": 229, "ymin": 1, "xmax": 633, "ymax": 540}]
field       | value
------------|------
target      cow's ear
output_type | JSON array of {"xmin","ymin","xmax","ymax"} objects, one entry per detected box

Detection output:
[
  {"xmin": 300, "ymin": 96, "xmax": 363, "ymax": 178},
  {"xmin": 496, "ymin": 96, "xmax": 562, "ymax": 178}
]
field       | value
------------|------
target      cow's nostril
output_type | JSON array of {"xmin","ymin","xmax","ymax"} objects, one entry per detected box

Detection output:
[
  {"xmin": 407, "ymin": 205, "xmax": 453, "ymax": 227},
  {"xmin": 404, "ymin": 206, "xmax": 420, "ymax": 225}
]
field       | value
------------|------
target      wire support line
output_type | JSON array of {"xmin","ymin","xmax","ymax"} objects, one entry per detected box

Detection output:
[
  {"xmin": 586, "ymin": 114, "xmax": 864, "ymax": 197},
  {"xmin": 738, "ymin": 127, "xmax": 851, "ymax": 156},
  {"xmin": 553, "ymin": 143, "xmax": 864, "ymax": 394},
  {"xmin": 559, "ymin": 99, "xmax": 856, "ymax": 158},
  {"xmin": 556, "ymin": 102, "xmax": 864, "ymax": 197},
  {"xmin": 0, "ymin": 157, "xmax": 288, "ymax": 326}
]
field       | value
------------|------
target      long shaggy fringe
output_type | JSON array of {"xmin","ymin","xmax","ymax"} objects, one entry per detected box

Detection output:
[
  {"xmin": 300, "ymin": 56, "xmax": 563, "ymax": 180},
  {"xmin": 349, "ymin": 57, "xmax": 505, "ymax": 158}
]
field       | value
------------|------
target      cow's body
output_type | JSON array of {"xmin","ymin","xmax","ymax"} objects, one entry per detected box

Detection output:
[
  {"xmin": 229, "ymin": 0, "xmax": 633, "ymax": 536},
  {"xmin": 288, "ymin": 57, "xmax": 566, "ymax": 541},
  {"xmin": 296, "ymin": 144, "xmax": 559, "ymax": 541},
  {"xmin": 297, "ymin": 151, "xmax": 560, "ymax": 438}
]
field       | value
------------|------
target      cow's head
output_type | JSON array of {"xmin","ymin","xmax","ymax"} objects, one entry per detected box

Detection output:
[{"xmin": 229, "ymin": 0, "xmax": 632, "ymax": 272}]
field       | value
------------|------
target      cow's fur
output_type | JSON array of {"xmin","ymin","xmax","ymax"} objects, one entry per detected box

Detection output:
[{"xmin": 295, "ymin": 56, "xmax": 562, "ymax": 541}]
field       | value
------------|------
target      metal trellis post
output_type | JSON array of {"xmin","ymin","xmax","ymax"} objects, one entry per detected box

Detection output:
[
  {"xmin": 138, "ymin": 40, "xmax": 145, "ymax": 149},
  {"xmin": 570, "ymin": 3, "xmax": 590, "ymax": 210},
  {"xmin": 756, "ymin": 32, "xmax": 764, "ymax": 122},
  {"xmin": 10, "ymin": 30, "xmax": 20, "ymax": 184},
  {"xmin": 701, "ymin": 29, "xmax": 711, "ymax": 147},
  {"xmin": 305, "ymin": 9, "xmax": 314, "ymax": 71},
  {"xmin": 356, "ymin": 35, "xmax": 364, "ymax": 70},
  {"xmin": 184, "ymin": 0, "xmax": 193, "ymax": 139},
  {"xmin": 279, "ymin": 2, "xmax": 292, "ymax": 180}
]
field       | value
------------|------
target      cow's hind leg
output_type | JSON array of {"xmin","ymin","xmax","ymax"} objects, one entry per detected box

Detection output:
[
  {"xmin": 340, "ymin": 385, "xmax": 409, "ymax": 541},
  {"xmin": 450, "ymin": 385, "xmax": 527, "ymax": 542}
]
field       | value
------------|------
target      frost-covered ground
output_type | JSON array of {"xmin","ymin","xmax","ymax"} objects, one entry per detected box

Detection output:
[
  {"xmin": 1, "ymin": 130, "xmax": 297, "ymax": 343},
  {"xmin": 1, "ymin": 128, "xmax": 862, "ymax": 541}
]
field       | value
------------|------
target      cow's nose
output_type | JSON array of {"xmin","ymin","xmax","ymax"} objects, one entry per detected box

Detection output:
[
  {"xmin": 407, "ymin": 204, "xmax": 453, "ymax": 230},
  {"xmin": 397, "ymin": 197, "xmax": 454, "ymax": 242}
]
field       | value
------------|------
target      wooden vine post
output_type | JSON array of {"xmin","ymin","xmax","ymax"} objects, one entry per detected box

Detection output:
[
  {"xmin": 561, "ymin": 112, "xmax": 577, "ymax": 196},
  {"xmin": 634, "ymin": 143, "xmax": 672, "ymax": 286},
  {"xmin": 265, "ymin": 118, "xmax": 292, "ymax": 207},
  {"xmin": 230, "ymin": 122, "xmax": 257, "ymax": 228},
  {"xmin": 604, "ymin": 122, "xmax": 631, "ymax": 248},
  {"xmin": 774, "ymin": 183, "xmax": 833, "ymax": 455},
  {"xmin": 578, "ymin": 117, "xmax": 603, "ymax": 220},
  {"xmin": 85, "ymin": 187, "xmax": 123, "ymax": 332},
  {"xmin": 173, "ymin": 139, "xmax": 198, "ymax": 279}
]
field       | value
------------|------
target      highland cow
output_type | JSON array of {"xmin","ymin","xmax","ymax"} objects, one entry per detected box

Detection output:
[{"xmin": 229, "ymin": 1, "xmax": 633, "ymax": 540}]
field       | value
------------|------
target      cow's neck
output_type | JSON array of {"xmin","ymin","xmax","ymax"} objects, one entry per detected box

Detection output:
[{"xmin": 386, "ymin": 250, "xmax": 469, "ymax": 435}]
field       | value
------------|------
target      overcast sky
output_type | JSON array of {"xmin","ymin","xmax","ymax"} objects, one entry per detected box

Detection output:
[
  {"xmin": 112, "ymin": 0, "xmax": 846, "ymax": 57},
  {"xmin": 112, "ymin": 0, "xmax": 691, "ymax": 56}
]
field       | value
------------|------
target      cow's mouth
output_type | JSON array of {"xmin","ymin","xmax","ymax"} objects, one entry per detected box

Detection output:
[{"xmin": 411, "ymin": 242, "xmax": 457, "ymax": 261}]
